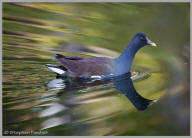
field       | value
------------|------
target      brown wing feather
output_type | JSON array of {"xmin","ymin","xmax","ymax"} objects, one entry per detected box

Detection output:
[
  {"xmin": 62, "ymin": 56, "xmax": 83, "ymax": 60},
  {"xmin": 56, "ymin": 54, "xmax": 115, "ymax": 77},
  {"xmin": 55, "ymin": 54, "xmax": 83, "ymax": 60}
]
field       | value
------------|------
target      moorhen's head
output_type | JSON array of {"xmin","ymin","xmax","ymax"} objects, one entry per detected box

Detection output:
[{"xmin": 131, "ymin": 33, "xmax": 157, "ymax": 48}]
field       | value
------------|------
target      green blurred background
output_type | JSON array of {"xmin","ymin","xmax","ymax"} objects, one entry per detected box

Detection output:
[{"xmin": 2, "ymin": 3, "xmax": 190, "ymax": 136}]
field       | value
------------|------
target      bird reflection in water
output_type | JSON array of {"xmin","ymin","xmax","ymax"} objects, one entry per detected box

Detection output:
[{"xmin": 46, "ymin": 72, "xmax": 156, "ymax": 111}]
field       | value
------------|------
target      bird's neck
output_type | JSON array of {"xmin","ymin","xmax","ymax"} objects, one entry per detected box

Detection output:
[
  {"xmin": 120, "ymin": 43, "xmax": 139, "ymax": 59},
  {"xmin": 114, "ymin": 42, "xmax": 141, "ymax": 75}
]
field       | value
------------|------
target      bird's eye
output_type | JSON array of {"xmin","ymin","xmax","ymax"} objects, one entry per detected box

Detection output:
[{"xmin": 140, "ymin": 36, "xmax": 145, "ymax": 40}]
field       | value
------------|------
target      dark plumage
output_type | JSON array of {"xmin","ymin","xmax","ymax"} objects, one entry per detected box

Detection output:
[{"xmin": 46, "ymin": 33, "xmax": 157, "ymax": 78}]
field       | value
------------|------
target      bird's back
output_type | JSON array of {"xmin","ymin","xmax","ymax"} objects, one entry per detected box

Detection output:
[{"xmin": 57, "ymin": 55, "xmax": 116, "ymax": 78}]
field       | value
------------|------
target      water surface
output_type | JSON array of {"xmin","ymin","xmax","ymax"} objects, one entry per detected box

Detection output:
[{"xmin": 2, "ymin": 3, "xmax": 190, "ymax": 136}]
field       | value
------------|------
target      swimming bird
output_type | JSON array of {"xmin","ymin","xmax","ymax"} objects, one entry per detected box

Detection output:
[{"xmin": 46, "ymin": 33, "xmax": 157, "ymax": 78}]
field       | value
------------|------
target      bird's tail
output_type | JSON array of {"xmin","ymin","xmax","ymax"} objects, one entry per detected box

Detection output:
[{"xmin": 45, "ymin": 64, "xmax": 66, "ymax": 75}]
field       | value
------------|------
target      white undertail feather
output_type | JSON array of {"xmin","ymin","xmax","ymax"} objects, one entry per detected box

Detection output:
[{"xmin": 46, "ymin": 64, "xmax": 65, "ymax": 75}]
